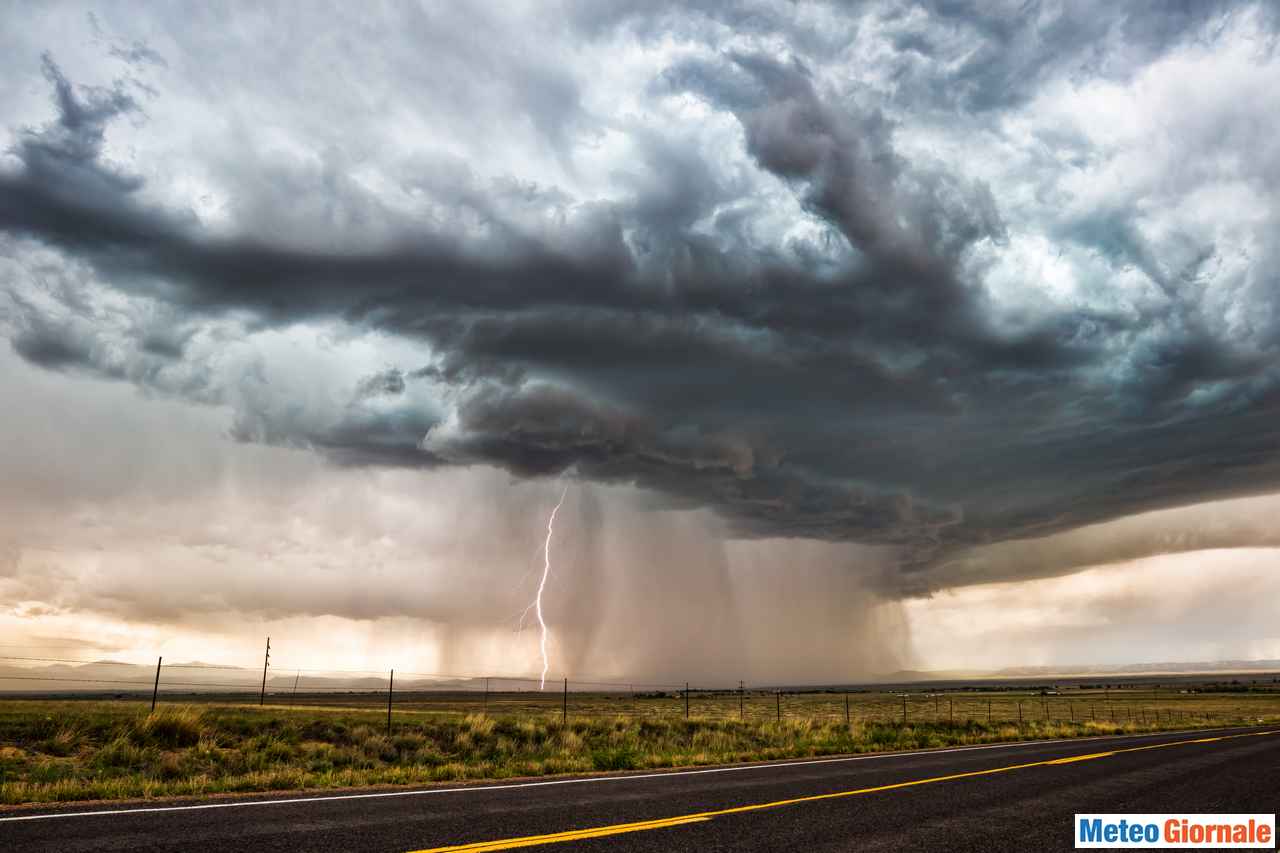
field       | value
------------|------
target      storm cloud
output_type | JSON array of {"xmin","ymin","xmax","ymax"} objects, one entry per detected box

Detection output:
[{"xmin": 3, "ymin": 0, "xmax": 1280, "ymax": 599}]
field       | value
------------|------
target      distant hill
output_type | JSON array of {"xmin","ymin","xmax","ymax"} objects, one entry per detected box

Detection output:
[
  {"xmin": 0, "ymin": 659, "xmax": 478, "ymax": 695},
  {"xmin": 879, "ymin": 660, "xmax": 1280, "ymax": 682},
  {"xmin": 876, "ymin": 669, "xmax": 988, "ymax": 682},
  {"xmin": 989, "ymin": 660, "xmax": 1280, "ymax": 677},
  {"xmin": 3, "ymin": 657, "xmax": 1278, "ymax": 695}
]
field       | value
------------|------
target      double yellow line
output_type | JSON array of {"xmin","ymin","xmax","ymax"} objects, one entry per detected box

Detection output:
[{"xmin": 411, "ymin": 729, "xmax": 1278, "ymax": 852}]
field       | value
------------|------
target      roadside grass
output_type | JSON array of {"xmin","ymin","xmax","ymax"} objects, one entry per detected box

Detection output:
[{"xmin": 1, "ymin": 699, "xmax": 1276, "ymax": 805}]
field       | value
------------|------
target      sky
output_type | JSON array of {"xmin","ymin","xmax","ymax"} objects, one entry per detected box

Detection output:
[{"xmin": 1, "ymin": 1, "xmax": 1279, "ymax": 682}]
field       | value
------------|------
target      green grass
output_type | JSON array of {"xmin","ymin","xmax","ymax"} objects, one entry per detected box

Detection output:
[{"xmin": 0, "ymin": 695, "xmax": 1275, "ymax": 805}]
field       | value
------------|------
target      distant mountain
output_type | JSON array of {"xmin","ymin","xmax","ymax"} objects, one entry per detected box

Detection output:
[
  {"xmin": 990, "ymin": 660, "xmax": 1280, "ymax": 677},
  {"xmin": 876, "ymin": 669, "xmax": 989, "ymax": 682},
  {"xmin": 3, "ymin": 657, "xmax": 1278, "ymax": 694},
  {"xmin": 0, "ymin": 660, "xmax": 481, "ymax": 694},
  {"xmin": 879, "ymin": 660, "xmax": 1280, "ymax": 682}
]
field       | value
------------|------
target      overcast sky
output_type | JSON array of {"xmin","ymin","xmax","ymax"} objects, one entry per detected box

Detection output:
[{"xmin": 2, "ymin": 1, "xmax": 1279, "ymax": 680}]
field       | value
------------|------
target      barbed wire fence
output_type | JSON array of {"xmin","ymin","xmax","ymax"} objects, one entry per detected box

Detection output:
[{"xmin": 0, "ymin": 642, "xmax": 1271, "ymax": 728}]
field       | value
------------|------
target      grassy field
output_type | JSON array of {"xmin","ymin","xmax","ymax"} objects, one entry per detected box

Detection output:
[{"xmin": 1, "ymin": 687, "xmax": 1277, "ymax": 805}]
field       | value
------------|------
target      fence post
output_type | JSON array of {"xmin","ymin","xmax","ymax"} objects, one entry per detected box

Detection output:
[
  {"xmin": 949, "ymin": 698, "xmax": 953, "ymax": 725},
  {"xmin": 902, "ymin": 694, "xmax": 907, "ymax": 724},
  {"xmin": 387, "ymin": 670, "xmax": 394, "ymax": 736},
  {"xmin": 845, "ymin": 693, "xmax": 850, "ymax": 725},
  {"xmin": 739, "ymin": 681, "xmax": 745, "ymax": 720},
  {"xmin": 151, "ymin": 656, "xmax": 162, "ymax": 712},
  {"xmin": 1017, "ymin": 701, "xmax": 1022, "ymax": 725},
  {"xmin": 484, "ymin": 677, "xmax": 489, "ymax": 715},
  {"xmin": 290, "ymin": 670, "xmax": 300, "ymax": 706},
  {"xmin": 259, "ymin": 637, "xmax": 270, "ymax": 706},
  {"xmin": 685, "ymin": 682, "xmax": 689, "ymax": 720},
  {"xmin": 562, "ymin": 677, "xmax": 567, "ymax": 725},
  {"xmin": 1068, "ymin": 700, "xmax": 1074, "ymax": 722},
  {"xmin": 776, "ymin": 690, "xmax": 781, "ymax": 723}
]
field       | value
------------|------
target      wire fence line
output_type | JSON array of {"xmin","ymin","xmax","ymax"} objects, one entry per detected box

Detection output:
[{"xmin": 0, "ymin": 642, "xmax": 1270, "ymax": 727}]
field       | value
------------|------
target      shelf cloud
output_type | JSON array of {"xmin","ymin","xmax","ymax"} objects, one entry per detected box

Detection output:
[{"xmin": 3, "ymin": 0, "xmax": 1279, "ymax": 619}]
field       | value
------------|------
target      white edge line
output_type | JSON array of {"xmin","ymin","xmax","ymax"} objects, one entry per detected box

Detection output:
[{"xmin": 0, "ymin": 725, "xmax": 1270, "ymax": 823}]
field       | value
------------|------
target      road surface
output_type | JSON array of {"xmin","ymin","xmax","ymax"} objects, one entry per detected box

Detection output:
[{"xmin": 2, "ymin": 725, "xmax": 1276, "ymax": 852}]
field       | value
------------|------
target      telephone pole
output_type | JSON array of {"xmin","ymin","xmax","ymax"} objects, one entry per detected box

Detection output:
[
  {"xmin": 151, "ymin": 657, "xmax": 162, "ymax": 712},
  {"xmin": 259, "ymin": 637, "xmax": 270, "ymax": 706}
]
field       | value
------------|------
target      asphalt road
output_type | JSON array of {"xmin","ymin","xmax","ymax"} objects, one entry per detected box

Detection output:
[{"xmin": 2, "ymin": 725, "xmax": 1276, "ymax": 852}]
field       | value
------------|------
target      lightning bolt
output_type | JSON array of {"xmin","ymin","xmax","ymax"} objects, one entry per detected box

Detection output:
[{"xmin": 533, "ymin": 485, "xmax": 568, "ymax": 690}]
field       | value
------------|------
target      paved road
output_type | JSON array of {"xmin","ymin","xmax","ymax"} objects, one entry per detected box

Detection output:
[{"xmin": 2, "ymin": 726, "xmax": 1276, "ymax": 852}]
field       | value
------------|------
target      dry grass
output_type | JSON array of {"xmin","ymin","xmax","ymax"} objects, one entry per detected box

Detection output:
[{"xmin": 0, "ymin": 692, "xmax": 1276, "ymax": 805}]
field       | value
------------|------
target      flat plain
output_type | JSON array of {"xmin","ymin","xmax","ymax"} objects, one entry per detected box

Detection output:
[{"xmin": 2, "ymin": 678, "xmax": 1277, "ymax": 805}]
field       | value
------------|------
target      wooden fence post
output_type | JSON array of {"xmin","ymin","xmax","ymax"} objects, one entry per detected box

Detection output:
[
  {"xmin": 151, "ymin": 657, "xmax": 162, "ymax": 712},
  {"xmin": 259, "ymin": 637, "xmax": 270, "ymax": 706},
  {"xmin": 387, "ymin": 670, "xmax": 394, "ymax": 736}
]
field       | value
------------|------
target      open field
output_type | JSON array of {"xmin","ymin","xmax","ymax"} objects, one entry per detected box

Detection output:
[{"xmin": 1, "ymin": 683, "xmax": 1277, "ymax": 805}]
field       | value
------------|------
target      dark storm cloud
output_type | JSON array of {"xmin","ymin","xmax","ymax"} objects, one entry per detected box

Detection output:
[
  {"xmin": 928, "ymin": 492, "xmax": 1280, "ymax": 589},
  {"xmin": 3, "ymin": 1, "xmax": 1280, "ymax": 594},
  {"xmin": 11, "ymin": 321, "xmax": 106, "ymax": 373},
  {"xmin": 354, "ymin": 368, "xmax": 407, "ymax": 399}
]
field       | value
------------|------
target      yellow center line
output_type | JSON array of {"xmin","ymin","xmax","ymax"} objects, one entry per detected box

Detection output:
[
  {"xmin": 426, "ymin": 816, "xmax": 712, "ymax": 852},
  {"xmin": 409, "ymin": 729, "xmax": 1279, "ymax": 853},
  {"xmin": 1044, "ymin": 751, "xmax": 1116, "ymax": 764}
]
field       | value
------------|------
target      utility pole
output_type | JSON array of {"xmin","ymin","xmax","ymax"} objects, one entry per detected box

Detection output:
[
  {"xmin": 387, "ymin": 670, "xmax": 394, "ymax": 735},
  {"xmin": 259, "ymin": 637, "xmax": 270, "ymax": 706},
  {"xmin": 151, "ymin": 657, "xmax": 162, "ymax": 712}
]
